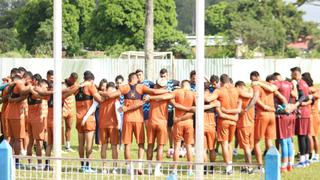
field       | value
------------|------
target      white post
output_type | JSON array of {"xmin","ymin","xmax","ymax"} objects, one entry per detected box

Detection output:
[
  {"xmin": 53, "ymin": 0, "xmax": 62, "ymax": 179},
  {"xmin": 195, "ymin": 0, "xmax": 205, "ymax": 179}
]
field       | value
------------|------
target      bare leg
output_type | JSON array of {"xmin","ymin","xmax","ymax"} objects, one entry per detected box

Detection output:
[
  {"xmin": 111, "ymin": 144, "xmax": 118, "ymax": 168},
  {"xmin": 147, "ymin": 144, "xmax": 154, "ymax": 160},
  {"xmin": 254, "ymin": 139, "xmax": 262, "ymax": 165},
  {"xmin": 157, "ymin": 145, "xmax": 164, "ymax": 161},
  {"xmin": 35, "ymin": 140, "xmax": 43, "ymax": 164},
  {"xmin": 221, "ymin": 141, "xmax": 230, "ymax": 163},
  {"xmin": 124, "ymin": 144, "xmax": 131, "ymax": 160},
  {"xmin": 100, "ymin": 144, "xmax": 107, "ymax": 169},
  {"xmin": 185, "ymin": 144, "xmax": 193, "ymax": 170},
  {"xmin": 78, "ymin": 132, "xmax": 85, "ymax": 158},
  {"xmin": 173, "ymin": 141, "xmax": 181, "ymax": 171},
  {"xmin": 85, "ymin": 131, "xmax": 94, "ymax": 159}
]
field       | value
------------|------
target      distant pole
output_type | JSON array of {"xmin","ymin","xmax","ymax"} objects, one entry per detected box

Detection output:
[
  {"xmin": 195, "ymin": 0, "xmax": 205, "ymax": 179},
  {"xmin": 145, "ymin": 0, "xmax": 154, "ymax": 81},
  {"xmin": 53, "ymin": 0, "xmax": 62, "ymax": 179}
]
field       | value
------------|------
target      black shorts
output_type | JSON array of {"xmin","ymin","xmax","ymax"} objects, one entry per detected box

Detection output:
[{"xmin": 167, "ymin": 110, "xmax": 174, "ymax": 127}]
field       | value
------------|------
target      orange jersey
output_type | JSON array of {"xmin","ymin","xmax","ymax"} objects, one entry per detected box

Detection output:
[
  {"xmin": 1, "ymin": 86, "xmax": 9, "ymax": 118},
  {"xmin": 99, "ymin": 98, "xmax": 118, "ymax": 128},
  {"xmin": 204, "ymin": 92, "xmax": 216, "ymax": 131},
  {"xmin": 253, "ymin": 85, "xmax": 275, "ymax": 114},
  {"xmin": 63, "ymin": 95, "xmax": 73, "ymax": 115},
  {"xmin": 173, "ymin": 89, "xmax": 195, "ymax": 124},
  {"xmin": 7, "ymin": 84, "xmax": 25, "ymax": 120},
  {"xmin": 237, "ymin": 96, "xmax": 254, "ymax": 127},
  {"xmin": 217, "ymin": 86, "xmax": 239, "ymax": 125},
  {"xmin": 119, "ymin": 84, "xmax": 149, "ymax": 123},
  {"xmin": 75, "ymin": 84, "xmax": 98, "ymax": 121},
  {"xmin": 149, "ymin": 99, "xmax": 170, "ymax": 125}
]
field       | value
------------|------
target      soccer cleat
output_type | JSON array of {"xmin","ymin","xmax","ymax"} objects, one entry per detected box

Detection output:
[
  {"xmin": 101, "ymin": 169, "xmax": 108, "ymax": 174},
  {"xmin": 154, "ymin": 171, "xmax": 164, "ymax": 177},
  {"xmin": 311, "ymin": 157, "xmax": 319, "ymax": 163},
  {"xmin": 80, "ymin": 166, "xmax": 87, "ymax": 172},
  {"xmin": 36, "ymin": 164, "xmax": 44, "ymax": 170},
  {"xmin": 187, "ymin": 169, "xmax": 193, "ymax": 176},
  {"xmin": 84, "ymin": 167, "xmax": 97, "ymax": 173},
  {"xmin": 281, "ymin": 167, "xmax": 287, "ymax": 173},
  {"xmin": 240, "ymin": 167, "xmax": 248, "ymax": 173},
  {"xmin": 287, "ymin": 165, "xmax": 293, "ymax": 171},
  {"xmin": 137, "ymin": 169, "xmax": 144, "ymax": 175},
  {"xmin": 224, "ymin": 170, "xmax": 233, "ymax": 175},
  {"xmin": 112, "ymin": 169, "xmax": 118, "ymax": 175},
  {"xmin": 294, "ymin": 162, "xmax": 305, "ymax": 168},
  {"xmin": 44, "ymin": 165, "xmax": 51, "ymax": 171},
  {"xmin": 65, "ymin": 147, "xmax": 76, "ymax": 153},
  {"xmin": 233, "ymin": 149, "xmax": 238, "ymax": 156},
  {"xmin": 15, "ymin": 163, "xmax": 25, "ymax": 170},
  {"xmin": 247, "ymin": 168, "xmax": 254, "ymax": 174}
]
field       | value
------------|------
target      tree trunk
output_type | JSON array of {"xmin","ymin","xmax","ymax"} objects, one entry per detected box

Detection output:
[{"xmin": 145, "ymin": 0, "xmax": 154, "ymax": 81}]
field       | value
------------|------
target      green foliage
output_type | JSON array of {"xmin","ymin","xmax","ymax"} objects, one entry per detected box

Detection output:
[
  {"xmin": 105, "ymin": 43, "xmax": 136, "ymax": 58},
  {"xmin": 85, "ymin": 0, "xmax": 191, "ymax": 58},
  {"xmin": 0, "ymin": 28, "xmax": 21, "ymax": 53},
  {"xmin": 285, "ymin": 48, "xmax": 300, "ymax": 58},
  {"xmin": 205, "ymin": 45, "xmax": 236, "ymax": 58},
  {"xmin": 205, "ymin": 0, "xmax": 320, "ymax": 57}
]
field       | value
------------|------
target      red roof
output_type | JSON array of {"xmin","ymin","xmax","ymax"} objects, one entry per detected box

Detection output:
[{"xmin": 287, "ymin": 41, "xmax": 308, "ymax": 50}]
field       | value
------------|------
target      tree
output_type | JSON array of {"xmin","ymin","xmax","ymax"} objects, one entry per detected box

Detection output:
[
  {"xmin": 85, "ymin": 0, "xmax": 191, "ymax": 58},
  {"xmin": 205, "ymin": 0, "xmax": 319, "ymax": 56},
  {"xmin": 0, "ymin": 28, "xmax": 21, "ymax": 53},
  {"xmin": 145, "ymin": 0, "xmax": 154, "ymax": 80},
  {"xmin": 15, "ymin": 0, "xmax": 81, "ymax": 56}
]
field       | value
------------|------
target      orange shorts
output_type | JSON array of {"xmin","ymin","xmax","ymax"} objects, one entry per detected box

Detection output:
[
  {"xmin": 254, "ymin": 112, "xmax": 276, "ymax": 140},
  {"xmin": 1, "ymin": 113, "xmax": 9, "ymax": 138},
  {"xmin": 76, "ymin": 116, "xmax": 96, "ymax": 133},
  {"xmin": 204, "ymin": 129, "xmax": 216, "ymax": 150},
  {"xmin": 100, "ymin": 127, "xmax": 119, "ymax": 145},
  {"xmin": 237, "ymin": 126, "xmax": 254, "ymax": 150},
  {"xmin": 8, "ymin": 118, "xmax": 26, "ymax": 139},
  {"xmin": 173, "ymin": 121, "xmax": 194, "ymax": 145},
  {"xmin": 146, "ymin": 121, "xmax": 168, "ymax": 145},
  {"xmin": 47, "ymin": 127, "xmax": 65, "ymax": 146},
  {"xmin": 28, "ymin": 122, "xmax": 45, "ymax": 140},
  {"xmin": 312, "ymin": 113, "xmax": 319, "ymax": 136},
  {"xmin": 122, "ymin": 121, "xmax": 145, "ymax": 144},
  {"xmin": 217, "ymin": 120, "xmax": 236, "ymax": 142}
]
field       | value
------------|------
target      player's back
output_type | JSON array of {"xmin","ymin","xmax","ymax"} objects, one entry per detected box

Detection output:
[
  {"xmin": 174, "ymin": 89, "xmax": 195, "ymax": 118},
  {"xmin": 218, "ymin": 86, "xmax": 239, "ymax": 110}
]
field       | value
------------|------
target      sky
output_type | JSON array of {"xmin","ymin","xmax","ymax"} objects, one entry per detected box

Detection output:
[{"xmin": 287, "ymin": 0, "xmax": 320, "ymax": 23}]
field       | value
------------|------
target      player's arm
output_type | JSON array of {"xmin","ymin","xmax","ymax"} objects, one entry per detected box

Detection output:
[
  {"xmin": 244, "ymin": 87, "xmax": 260, "ymax": 112},
  {"xmin": 148, "ymin": 93, "xmax": 175, "ymax": 101},
  {"xmin": 0, "ymin": 83, "xmax": 8, "ymax": 91},
  {"xmin": 174, "ymin": 112, "xmax": 194, "ymax": 123},
  {"xmin": 239, "ymin": 88, "xmax": 253, "ymax": 99},
  {"xmin": 256, "ymin": 99, "xmax": 275, "ymax": 112},
  {"xmin": 99, "ymin": 90, "xmax": 121, "ymax": 99},
  {"xmin": 33, "ymin": 86, "xmax": 54, "ymax": 96},
  {"xmin": 122, "ymin": 101, "xmax": 144, "ymax": 113},
  {"xmin": 142, "ymin": 85, "xmax": 168, "ymax": 95},
  {"xmin": 17, "ymin": 80, "xmax": 32, "ymax": 95},
  {"xmin": 221, "ymin": 99, "xmax": 242, "ymax": 114},
  {"xmin": 8, "ymin": 95, "xmax": 28, "ymax": 103},
  {"xmin": 169, "ymin": 99, "xmax": 192, "ymax": 112},
  {"xmin": 274, "ymin": 91, "xmax": 288, "ymax": 104},
  {"xmin": 205, "ymin": 89, "xmax": 219, "ymax": 102},
  {"xmin": 216, "ymin": 107, "xmax": 238, "ymax": 121},
  {"xmin": 252, "ymin": 81, "xmax": 277, "ymax": 92}
]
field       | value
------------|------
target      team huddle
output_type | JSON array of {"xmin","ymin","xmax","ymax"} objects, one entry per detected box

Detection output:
[{"xmin": 0, "ymin": 66, "xmax": 319, "ymax": 176}]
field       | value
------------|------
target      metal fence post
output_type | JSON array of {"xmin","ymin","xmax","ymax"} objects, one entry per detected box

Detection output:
[
  {"xmin": 0, "ymin": 140, "xmax": 13, "ymax": 180},
  {"xmin": 265, "ymin": 146, "xmax": 281, "ymax": 180}
]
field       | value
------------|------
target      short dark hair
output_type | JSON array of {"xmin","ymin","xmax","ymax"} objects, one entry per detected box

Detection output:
[
  {"xmin": 107, "ymin": 82, "xmax": 116, "ymax": 89},
  {"xmin": 84, "ymin": 71, "xmax": 95, "ymax": 81},
  {"xmin": 220, "ymin": 74, "xmax": 230, "ymax": 84},
  {"xmin": 302, "ymin": 72, "xmax": 313, "ymax": 87},
  {"xmin": 39, "ymin": 79, "xmax": 49, "ymax": 86},
  {"xmin": 32, "ymin": 74, "xmax": 42, "ymax": 82},
  {"xmin": 229, "ymin": 78, "xmax": 233, "ymax": 84},
  {"xmin": 128, "ymin": 72, "xmax": 137, "ymax": 83},
  {"xmin": 250, "ymin": 71, "xmax": 260, "ymax": 78},
  {"xmin": 210, "ymin": 75, "xmax": 219, "ymax": 83},
  {"xmin": 160, "ymin": 68, "xmax": 168, "ymax": 75},
  {"xmin": 235, "ymin": 81, "xmax": 245, "ymax": 87},
  {"xmin": 290, "ymin": 67, "xmax": 301, "ymax": 73},
  {"xmin": 180, "ymin": 79, "xmax": 190, "ymax": 87},
  {"xmin": 47, "ymin": 70, "xmax": 54, "ymax": 76},
  {"xmin": 10, "ymin": 68, "xmax": 20, "ymax": 76},
  {"xmin": 98, "ymin": 79, "xmax": 108, "ymax": 90},
  {"xmin": 190, "ymin": 70, "xmax": 196, "ymax": 78},
  {"xmin": 115, "ymin": 75, "xmax": 124, "ymax": 82},
  {"xmin": 18, "ymin": 67, "xmax": 26, "ymax": 73},
  {"xmin": 266, "ymin": 74, "xmax": 276, "ymax": 82},
  {"xmin": 273, "ymin": 72, "xmax": 281, "ymax": 77},
  {"xmin": 135, "ymin": 69, "xmax": 143, "ymax": 74},
  {"xmin": 23, "ymin": 71, "xmax": 33, "ymax": 78},
  {"xmin": 70, "ymin": 72, "xmax": 78, "ymax": 79}
]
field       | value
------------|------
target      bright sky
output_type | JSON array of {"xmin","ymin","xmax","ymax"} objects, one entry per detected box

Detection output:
[{"xmin": 287, "ymin": 0, "xmax": 320, "ymax": 23}]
